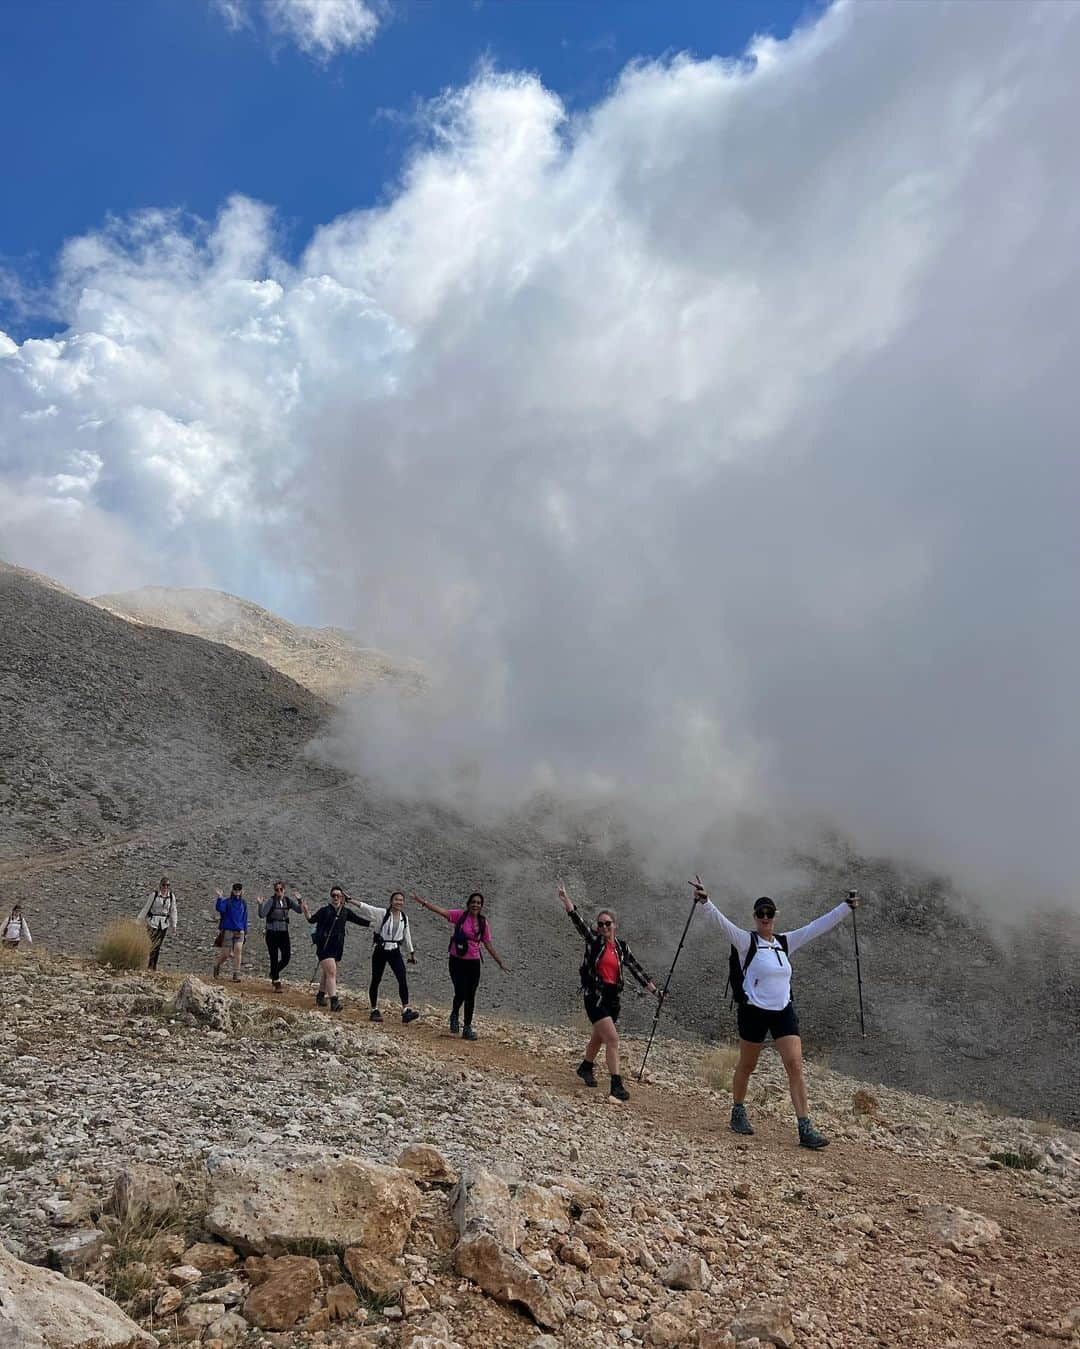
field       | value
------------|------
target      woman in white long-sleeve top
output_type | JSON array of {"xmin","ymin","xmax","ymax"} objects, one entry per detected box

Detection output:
[
  {"xmin": 691, "ymin": 877, "xmax": 861, "ymax": 1150},
  {"xmin": 349, "ymin": 891, "xmax": 420, "ymax": 1024}
]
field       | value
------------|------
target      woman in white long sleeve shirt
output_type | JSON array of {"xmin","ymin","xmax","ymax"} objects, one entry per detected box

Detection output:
[
  {"xmin": 2, "ymin": 903, "xmax": 31, "ymax": 949},
  {"xmin": 349, "ymin": 891, "xmax": 420, "ymax": 1024},
  {"xmin": 692, "ymin": 877, "xmax": 861, "ymax": 1150}
]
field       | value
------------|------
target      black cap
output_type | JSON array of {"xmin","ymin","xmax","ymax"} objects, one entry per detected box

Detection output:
[{"xmin": 753, "ymin": 896, "xmax": 776, "ymax": 916}]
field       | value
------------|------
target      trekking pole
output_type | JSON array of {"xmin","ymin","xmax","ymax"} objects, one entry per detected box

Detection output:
[
  {"xmin": 636, "ymin": 892, "xmax": 699, "ymax": 1083},
  {"xmin": 849, "ymin": 890, "xmax": 866, "ymax": 1037}
]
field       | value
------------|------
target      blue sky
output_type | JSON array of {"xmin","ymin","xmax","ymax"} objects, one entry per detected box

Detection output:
[{"xmin": 1, "ymin": 0, "xmax": 812, "ymax": 337}]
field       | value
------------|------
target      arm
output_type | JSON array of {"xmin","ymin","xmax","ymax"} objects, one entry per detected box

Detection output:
[
  {"xmin": 558, "ymin": 885, "xmax": 593, "ymax": 944},
  {"xmin": 690, "ymin": 879, "xmax": 751, "ymax": 957},
  {"xmin": 215, "ymin": 895, "xmax": 226, "ymax": 916},
  {"xmin": 24, "ymin": 921, "xmax": 33, "ymax": 944},
  {"xmin": 350, "ymin": 900, "xmax": 384, "ymax": 922},
  {"xmin": 783, "ymin": 901, "xmax": 853, "ymax": 955},
  {"xmin": 344, "ymin": 907, "xmax": 371, "ymax": 926},
  {"xmin": 621, "ymin": 944, "xmax": 658, "ymax": 996},
  {"xmin": 257, "ymin": 897, "xmax": 274, "ymax": 919},
  {"xmin": 411, "ymin": 892, "xmax": 452, "ymax": 921},
  {"xmin": 169, "ymin": 894, "xmax": 178, "ymax": 934},
  {"xmin": 403, "ymin": 919, "xmax": 416, "ymax": 961},
  {"xmin": 136, "ymin": 895, "xmax": 152, "ymax": 922},
  {"xmin": 483, "ymin": 937, "xmax": 510, "ymax": 973}
]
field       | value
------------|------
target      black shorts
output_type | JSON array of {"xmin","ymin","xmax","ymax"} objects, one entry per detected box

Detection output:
[
  {"xmin": 737, "ymin": 1001, "xmax": 799, "ymax": 1044},
  {"xmin": 584, "ymin": 986, "xmax": 621, "ymax": 1025}
]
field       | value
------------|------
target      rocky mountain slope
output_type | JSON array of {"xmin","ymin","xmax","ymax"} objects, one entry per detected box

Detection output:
[
  {"xmin": 1, "ymin": 560, "xmax": 1078, "ymax": 1127},
  {"xmin": 92, "ymin": 585, "xmax": 424, "ymax": 703},
  {"xmin": 2, "ymin": 950, "xmax": 1078, "ymax": 1349}
]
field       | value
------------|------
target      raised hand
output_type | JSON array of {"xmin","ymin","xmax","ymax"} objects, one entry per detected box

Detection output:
[
  {"xmin": 557, "ymin": 884, "xmax": 573, "ymax": 911},
  {"xmin": 689, "ymin": 875, "xmax": 708, "ymax": 903}
]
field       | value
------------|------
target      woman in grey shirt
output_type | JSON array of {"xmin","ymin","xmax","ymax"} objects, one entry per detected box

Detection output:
[{"xmin": 258, "ymin": 881, "xmax": 309, "ymax": 990}]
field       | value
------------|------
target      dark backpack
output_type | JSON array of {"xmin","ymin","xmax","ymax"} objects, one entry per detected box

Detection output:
[
  {"xmin": 374, "ymin": 908, "xmax": 408, "ymax": 948},
  {"xmin": 452, "ymin": 910, "xmax": 485, "ymax": 958},
  {"xmin": 726, "ymin": 932, "xmax": 789, "ymax": 1006}
]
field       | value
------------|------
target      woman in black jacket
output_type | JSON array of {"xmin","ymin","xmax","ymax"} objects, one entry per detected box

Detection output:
[
  {"xmin": 558, "ymin": 884, "xmax": 660, "ymax": 1101},
  {"xmin": 309, "ymin": 886, "xmax": 370, "ymax": 1012}
]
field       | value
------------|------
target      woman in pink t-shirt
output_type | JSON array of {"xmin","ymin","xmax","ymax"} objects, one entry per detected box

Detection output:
[{"xmin": 411, "ymin": 891, "xmax": 510, "ymax": 1040}]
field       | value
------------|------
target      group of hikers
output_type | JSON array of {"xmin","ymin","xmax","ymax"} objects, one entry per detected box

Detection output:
[{"xmin": 127, "ymin": 873, "xmax": 863, "ymax": 1150}]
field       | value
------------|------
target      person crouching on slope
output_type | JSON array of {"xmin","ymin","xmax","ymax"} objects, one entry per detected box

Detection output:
[
  {"xmin": 558, "ymin": 884, "xmax": 661, "ymax": 1102},
  {"xmin": 348, "ymin": 891, "xmax": 420, "ymax": 1024},
  {"xmin": 691, "ymin": 876, "xmax": 862, "ymax": 1150},
  {"xmin": 310, "ymin": 886, "xmax": 370, "ymax": 1012},
  {"xmin": 411, "ymin": 890, "xmax": 510, "ymax": 1041},
  {"xmin": 213, "ymin": 883, "xmax": 248, "ymax": 982}
]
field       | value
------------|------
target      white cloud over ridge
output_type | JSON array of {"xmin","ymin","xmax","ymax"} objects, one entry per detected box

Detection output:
[
  {"xmin": 215, "ymin": 0, "xmax": 381, "ymax": 60},
  {"xmin": 3, "ymin": 2, "xmax": 1079, "ymax": 903}
]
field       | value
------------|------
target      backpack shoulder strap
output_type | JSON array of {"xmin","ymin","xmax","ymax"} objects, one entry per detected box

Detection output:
[
  {"xmin": 741, "ymin": 932, "xmax": 759, "ymax": 973},
  {"xmin": 778, "ymin": 933, "xmax": 789, "ymax": 954}
]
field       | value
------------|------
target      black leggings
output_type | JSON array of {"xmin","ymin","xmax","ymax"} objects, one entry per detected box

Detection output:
[
  {"xmin": 370, "ymin": 946, "xmax": 409, "ymax": 1007},
  {"xmin": 448, "ymin": 956, "xmax": 482, "ymax": 1026},
  {"xmin": 266, "ymin": 931, "xmax": 292, "ymax": 982}
]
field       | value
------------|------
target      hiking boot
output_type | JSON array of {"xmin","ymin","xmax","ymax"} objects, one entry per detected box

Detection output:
[
  {"xmin": 798, "ymin": 1120, "xmax": 829, "ymax": 1150},
  {"xmin": 609, "ymin": 1075, "xmax": 630, "ymax": 1102},
  {"xmin": 330, "ymin": 996, "xmax": 342, "ymax": 1013},
  {"xmin": 273, "ymin": 980, "xmax": 283, "ymax": 991},
  {"xmin": 576, "ymin": 1059, "xmax": 598, "ymax": 1088},
  {"xmin": 315, "ymin": 991, "xmax": 327, "ymax": 1007},
  {"xmin": 730, "ymin": 1103, "xmax": 754, "ymax": 1136},
  {"xmin": 462, "ymin": 1025, "xmax": 478, "ymax": 1041},
  {"xmin": 369, "ymin": 1008, "xmax": 383, "ymax": 1022},
  {"xmin": 232, "ymin": 972, "xmax": 242, "ymax": 982},
  {"xmin": 449, "ymin": 1013, "xmax": 460, "ymax": 1035},
  {"xmin": 402, "ymin": 1008, "xmax": 420, "ymax": 1024}
]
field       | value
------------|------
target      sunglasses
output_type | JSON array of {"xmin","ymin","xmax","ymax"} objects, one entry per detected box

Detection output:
[
  {"xmin": 597, "ymin": 919, "xmax": 614, "ymax": 928},
  {"xmin": 755, "ymin": 909, "xmax": 776, "ymax": 920}
]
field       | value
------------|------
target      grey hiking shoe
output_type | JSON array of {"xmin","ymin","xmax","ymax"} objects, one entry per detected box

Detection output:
[
  {"xmin": 449, "ymin": 1013, "xmax": 460, "ymax": 1035},
  {"xmin": 402, "ymin": 1008, "xmax": 420, "ymax": 1024},
  {"xmin": 730, "ymin": 1103, "xmax": 754, "ymax": 1136},
  {"xmin": 798, "ymin": 1121, "xmax": 829, "ymax": 1150},
  {"xmin": 369, "ymin": 1008, "xmax": 383, "ymax": 1022},
  {"xmin": 462, "ymin": 1026, "xmax": 478, "ymax": 1041}
]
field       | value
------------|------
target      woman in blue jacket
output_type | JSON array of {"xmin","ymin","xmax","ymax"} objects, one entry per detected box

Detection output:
[{"xmin": 213, "ymin": 882, "xmax": 249, "ymax": 982}]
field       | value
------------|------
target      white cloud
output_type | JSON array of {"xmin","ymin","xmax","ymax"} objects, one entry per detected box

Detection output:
[
  {"xmin": 214, "ymin": 0, "xmax": 382, "ymax": 60},
  {"xmin": 3, "ymin": 2, "xmax": 1080, "ymax": 903}
]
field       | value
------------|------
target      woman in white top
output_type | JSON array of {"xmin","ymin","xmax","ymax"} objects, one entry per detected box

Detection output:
[
  {"xmin": 2, "ymin": 903, "xmax": 32, "ymax": 949},
  {"xmin": 137, "ymin": 877, "xmax": 178, "ymax": 970},
  {"xmin": 349, "ymin": 891, "xmax": 420, "ymax": 1025},
  {"xmin": 692, "ymin": 877, "xmax": 861, "ymax": 1150}
]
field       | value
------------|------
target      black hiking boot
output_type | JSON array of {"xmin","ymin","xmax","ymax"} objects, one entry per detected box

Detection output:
[
  {"xmin": 798, "ymin": 1119, "xmax": 829, "ymax": 1150},
  {"xmin": 330, "ymin": 995, "xmax": 342, "ymax": 1013},
  {"xmin": 315, "ymin": 991, "xmax": 327, "ymax": 1007},
  {"xmin": 273, "ymin": 980, "xmax": 283, "ymax": 991},
  {"xmin": 369, "ymin": 1008, "xmax": 383, "ymax": 1022},
  {"xmin": 730, "ymin": 1103, "xmax": 754, "ymax": 1136},
  {"xmin": 576, "ymin": 1059, "xmax": 598, "ymax": 1088},
  {"xmin": 462, "ymin": 1025, "xmax": 478, "ymax": 1041},
  {"xmin": 402, "ymin": 1008, "xmax": 420, "ymax": 1024},
  {"xmin": 449, "ymin": 1013, "xmax": 460, "ymax": 1035},
  {"xmin": 609, "ymin": 1075, "xmax": 630, "ymax": 1102}
]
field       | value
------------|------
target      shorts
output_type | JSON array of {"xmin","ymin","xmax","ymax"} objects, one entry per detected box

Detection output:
[
  {"xmin": 584, "ymin": 986, "xmax": 621, "ymax": 1025},
  {"xmin": 222, "ymin": 929, "xmax": 244, "ymax": 947},
  {"xmin": 737, "ymin": 1000, "xmax": 799, "ymax": 1043}
]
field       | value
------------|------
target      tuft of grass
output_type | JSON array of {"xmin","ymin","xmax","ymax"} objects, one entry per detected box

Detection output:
[
  {"xmin": 100, "ymin": 1209, "xmax": 183, "ymax": 1308},
  {"xmin": 989, "ymin": 1148, "xmax": 1043, "ymax": 1171},
  {"xmin": 96, "ymin": 919, "xmax": 151, "ymax": 970},
  {"xmin": 699, "ymin": 1042, "xmax": 740, "ymax": 1092}
]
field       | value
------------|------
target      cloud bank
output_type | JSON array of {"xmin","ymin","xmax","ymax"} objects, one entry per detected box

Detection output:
[
  {"xmin": 2, "ymin": 2, "xmax": 1078, "ymax": 903},
  {"xmin": 214, "ymin": 0, "xmax": 381, "ymax": 60}
]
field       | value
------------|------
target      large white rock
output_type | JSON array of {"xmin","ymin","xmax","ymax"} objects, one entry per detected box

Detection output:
[
  {"xmin": 0, "ymin": 1240, "xmax": 155, "ymax": 1349},
  {"xmin": 172, "ymin": 975, "xmax": 232, "ymax": 1031},
  {"xmin": 204, "ymin": 1149, "xmax": 420, "ymax": 1255}
]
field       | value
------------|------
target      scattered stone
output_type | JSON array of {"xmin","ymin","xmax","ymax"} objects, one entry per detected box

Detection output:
[
  {"xmin": 173, "ymin": 975, "xmax": 233, "ymax": 1031},
  {"xmin": 729, "ymin": 1298, "xmax": 796, "ymax": 1348},
  {"xmin": 205, "ymin": 1150, "xmax": 421, "ymax": 1256},
  {"xmin": 326, "ymin": 1282, "xmax": 361, "ymax": 1321},
  {"xmin": 397, "ymin": 1144, "xmax": 457, "ymax": 1186},
  {"xmin": 182, "ymin": 1241, "xmax": 239, "ymax": 1273},
  {"xmin": 243, "ymin": 1254, "xmax": 321, "ymax": 1330},
  {"xmin": 154, "ymin": 1286, "xmax": 183, "ymax": 1317},
  {"xmin": 450, "ymin": 1166, "xmax": 524, "ymax": 1251},
  {"xmin": 926, "ymin": 1205, "xmax": 1001, "ymax": 1253},
  {"xmin": 167, "ymin": 1264, "xmax": 203, "ymax": 1287},
  {"xmin": 453, "ymin": 1231, "xmax": 567, "ymax": 1330},
  {"xmin": 46, "ymin": 1229, "xmax": 108, "ymax": 1277},
  {"xmin": 645, "ymin": 1310, "xmax": 694, "ymax": 1347},
  {"xmin": 344, "ymin": 1249, "xmax": 408, "ymax": 1299},
  {"xmin": 400, "ymin": 1284, "xmax": 431, "ymax": 1317},
  {"xmin": 661, "ymin": 1250, "xmax": 712, "ymax": 1291},
  {"xmin": 109, "ymin": 1162, "xmax": 178, "ymax": 1221}
]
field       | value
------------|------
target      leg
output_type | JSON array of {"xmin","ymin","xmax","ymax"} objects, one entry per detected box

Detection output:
[
  {"xmin": 776, "ymin": 1035, "xmax": 809, "ymax": 1118},
  {"xmin": 449, "ymin": 958, "xmax": 466, "ymax": 1018},
  {"xmin": 592, "ymin": 1016, "xmax": 620, "ymax": 1077},
  {"xmin": 388, "ymin": 950, "xmax": 410, "ymax": 1007},
  {"xmin": 732, "ymin": 1039, "xmax": 764, "ymax": 1104},
  {"xmin": 266, "ymin": 933, "xmax": 279, "ymax": 983},
  {"xmin": 584, "ymin": 1026, "xmax": 605, "ymax": 1063},
  {"xmin": 370, "ymin": 947, "xmax": 387, "ymax": 1008},
  {"xmin": 279, "ymin": 931, "xmax": 291, "ymax": 977},
  {"xmin": 461, "ymin": 960, "xmax": 481, "ymax": 1027},
  {"xmin": 232, "ymin": 936, "xmax": 244, "ymax": 978},
  {"xmin": 321, "ymin": 957, "xmax": 337, "ymax": 998},
  {"xmin": 147, "ymin": 927, "xmax": 165, "ymax": 970}
]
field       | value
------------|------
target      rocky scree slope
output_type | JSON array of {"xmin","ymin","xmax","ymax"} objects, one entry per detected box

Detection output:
[
  {"xmin": 93, "ymin": 586, "xmax": 425, "ymax": 703},
  {"xmin": 1, "ymin": 950, "xmax": 1079, "ymax": 1349},
  {"xmin": 2, "ymin": 561, "xmax": 1079, "ymax": 1127}
]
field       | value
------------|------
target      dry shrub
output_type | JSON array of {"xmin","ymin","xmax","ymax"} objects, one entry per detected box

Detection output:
[
  {"xmin": 700, "ymin": 1041, "xmax": 740, "ymax": 1092},
  {"xmin": 96, "ymin": 919, "xmax": 150, "ymax": 970}
]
